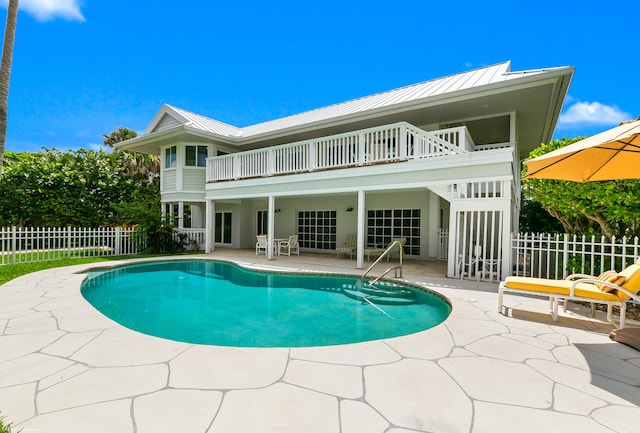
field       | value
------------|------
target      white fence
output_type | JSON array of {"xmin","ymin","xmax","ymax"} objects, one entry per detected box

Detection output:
[
  {"xmin": 175, "ymin": 228, "xmax": 206, "ymax": 250},
  {"xmin": 511, "ymin": 232, "xmax": 640, "ymax": 279},
  {"xmin": 439, "ymin": 230, "xmax": 640, "ymax": 283},
  {"xmin": 1, "ymin": 226, "xmax": 141, "ymax": 266}
]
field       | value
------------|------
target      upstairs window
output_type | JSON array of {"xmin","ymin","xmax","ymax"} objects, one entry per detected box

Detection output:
[
  {"xmin": 165, "ymin": 146, "xmax": 177, "ymax": 169},
  {"xmin": 186, "ymin": 145, "xmax": 208, "ymax": 167}
]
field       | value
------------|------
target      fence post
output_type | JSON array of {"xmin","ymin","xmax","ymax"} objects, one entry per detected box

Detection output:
[
  {"xmin": 11, "ymin": 226, "xmax": 16, "ymax": 265},
  {"xmin": 562, "ymin": 233, "xmax": 569, "ymax": 279},
  {"xmin": 115, "ymin": 227, "xmax": 122, "ymax": 256},
  {"xmin": 399, "ymin": 124, "xmax": 407, "ymax": 159},
  {"xmin": 358, "ymin": 132, "xmax": 366, "ymax": 166}
]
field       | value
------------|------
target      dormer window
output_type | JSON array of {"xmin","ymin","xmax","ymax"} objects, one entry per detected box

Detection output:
[
  {"xmin": 165, "ymin": 146, "xmax": 177, "ymax": 169},
  {"xmin": 186, "ymin": 145, "xmax": 208, "ymax": 167}
]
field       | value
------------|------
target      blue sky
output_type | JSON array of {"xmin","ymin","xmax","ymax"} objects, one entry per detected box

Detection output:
[{"xmin": 1, "ymin": 0, "xmax": 638, "ymax": 153}]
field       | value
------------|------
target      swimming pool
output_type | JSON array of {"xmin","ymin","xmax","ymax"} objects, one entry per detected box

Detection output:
[{"xmin": 81, "ymin": 259, "xmax": 451, "ymax": 347}]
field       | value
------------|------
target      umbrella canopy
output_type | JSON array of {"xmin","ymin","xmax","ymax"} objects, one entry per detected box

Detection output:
[{"xmin": 525, "ymin": 119, "xmax": 640, "ymax": 182}]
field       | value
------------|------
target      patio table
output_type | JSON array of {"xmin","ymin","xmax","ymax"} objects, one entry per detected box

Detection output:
[{"xmin": 273, "ymin": 238, "xmax": 287, "ymax": 255}]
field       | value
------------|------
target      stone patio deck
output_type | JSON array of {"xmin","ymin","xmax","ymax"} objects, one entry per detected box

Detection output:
[{"xmin": 1, "ymin": 250, "xmax": 639, "ymax": 433}]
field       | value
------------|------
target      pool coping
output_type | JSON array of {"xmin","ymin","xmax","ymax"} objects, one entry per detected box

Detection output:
[{"xmin": 1, "ymin": 252, "xmax": 639, "ymax": 433}]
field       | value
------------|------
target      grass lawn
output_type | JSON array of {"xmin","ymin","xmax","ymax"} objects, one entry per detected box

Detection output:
[
  {"xmin": 0, "ymin": 413, "xmax": 16, "ymax": 433},
  {"xmin": 0, "ymin": 254, "xmax": 161, "ymax": 286}
]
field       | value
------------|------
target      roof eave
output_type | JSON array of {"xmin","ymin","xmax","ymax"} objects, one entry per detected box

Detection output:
[{"xmin": 116, "ymin": 125, "xmax": 241, "ymax": 155}]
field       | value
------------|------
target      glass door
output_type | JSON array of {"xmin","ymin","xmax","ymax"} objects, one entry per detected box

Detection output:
[{"xmin": 214, "ymin": 212, "xmax": 232, "ymax": 244}]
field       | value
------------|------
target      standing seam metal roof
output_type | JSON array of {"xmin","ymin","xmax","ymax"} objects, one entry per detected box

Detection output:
[{"xmin": 149, "ymin": 61, "xmax": 569, "ymax": 140}]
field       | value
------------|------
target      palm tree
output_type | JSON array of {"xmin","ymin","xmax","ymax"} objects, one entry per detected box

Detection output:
[
  {"xmin": 0, "ymin": 0, "xmax": 19, "ymax": 177},
  {"xmin": 103, "ymin": 126, "xmax": 160, "ymax": 181},
  {"xmin": 102, "ymin": 126, "xmax": 138, "ymax": 147}
]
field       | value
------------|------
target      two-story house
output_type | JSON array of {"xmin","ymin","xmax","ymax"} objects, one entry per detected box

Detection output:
[{"xmin": 117, "ymin": 61, "xmax": 574, "ymax": 281}]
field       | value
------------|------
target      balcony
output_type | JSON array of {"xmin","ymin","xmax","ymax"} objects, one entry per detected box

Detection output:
[{"xmin": 206, "ymin": 122, "xmax": 475, "ymax": 183}]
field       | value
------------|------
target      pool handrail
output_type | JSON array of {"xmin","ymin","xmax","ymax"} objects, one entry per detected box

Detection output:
[{"xmin": 361, "ymin": 240, "xmax": 404, "ymax": 282}]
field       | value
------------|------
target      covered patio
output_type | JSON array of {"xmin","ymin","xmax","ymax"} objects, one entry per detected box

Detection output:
[{"xmin": 1, "ymin": 250, "xmax": 638, "ymax": 432}]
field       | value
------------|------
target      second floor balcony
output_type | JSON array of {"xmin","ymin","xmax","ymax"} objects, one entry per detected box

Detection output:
[{"xmin": 206, "ymin": 122, "xmax": 479, "ymax": 183}]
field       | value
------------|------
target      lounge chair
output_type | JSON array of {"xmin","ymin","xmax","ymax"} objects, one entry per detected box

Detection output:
[
  {"xmin": 278, "ymin": 235, "xmax": 299, "ymax": 256},
  {"xmin": 336, "ymin": 234, "xmax": 357, "ymax": 259},
  {"xmin": 498, "ymin": 259, "xmax": 640, "ymax": 328},
  {"xmin": 364, "ymin": 237, "xmax": 406, "ymax": 261},
  {"xmin": 256, "ymin": 235, "xmax": 268, "ymax": 255}
]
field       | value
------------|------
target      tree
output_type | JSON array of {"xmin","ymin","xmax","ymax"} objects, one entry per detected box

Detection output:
[
  {"xmin": 0, "ymin": 0, "xmax": 18, "ymax": 177},
  {"xmin": 102, "ymin": 126, "xmax": 138, "ymax": 147},
  {"xmin": 103, "ymin": 126, "xmax": 159, "ymax": 180},
  {"xmin": 519, "ymin": 194, "xmax": 563, "ymax": 233},
  {"xmin": 523, "ymin": 137, "xmax": 640, "ymax": 238}
]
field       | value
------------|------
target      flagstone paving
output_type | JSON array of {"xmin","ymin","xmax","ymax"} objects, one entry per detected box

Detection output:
[{"xmin": 1, "ymin": 252, "xmax": 639, "ymax": 433}]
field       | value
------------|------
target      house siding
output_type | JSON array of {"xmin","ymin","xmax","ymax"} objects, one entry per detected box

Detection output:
[
  {"xmin": 154, "ymin": 114, "xmax": 182, "ymax": 133},
  {"xmin": 183, "ymin": 169, "xmax": 206, "ymax": 191},
  {"xmin": 162, "ymin": 170, "xmax": 177, "ymax": 191}
]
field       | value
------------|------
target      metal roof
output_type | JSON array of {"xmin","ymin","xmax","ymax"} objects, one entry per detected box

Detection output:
[
  {"xmin": 141, "ymin": 61, "xmax": 572, "ymax": 141},
  {"xmin": 145, "ymin": 104, "xmax": 242, "ymax": 138}
]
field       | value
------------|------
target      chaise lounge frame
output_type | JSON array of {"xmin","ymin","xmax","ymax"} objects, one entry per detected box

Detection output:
[{"xmin": 499, "ymin": 269, "xmax": 640, "ymax": 329}]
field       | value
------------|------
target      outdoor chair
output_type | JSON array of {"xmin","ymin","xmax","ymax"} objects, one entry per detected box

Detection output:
[
  {"xmin": 336, "ymin": 233, "xmax": 357, "ymax": 259},
  {"xmin": 364, "ymin": 237, "xmax": 406, "ymax": 262},
  {"xmin": 279, "ymin": 235, "xmax": 299, "ymax": 256},
  {"xmin": 498, "ymin": 259, "xmax": 640, "ymax": 328},
  {"xmin": 256, "ymin": 235, "xmax": 268, "ymax": 255},
  {"xmin": 458, "ymin": 245, "xmax": 500, "ymax": 281}
]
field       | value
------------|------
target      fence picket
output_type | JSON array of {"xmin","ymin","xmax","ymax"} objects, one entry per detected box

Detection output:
[
  {"xmin": 0, "ymin": 226, "xmax": 145, "ymax": 266},
  {"xmin": 511, "ymin": 232, "xmax": 640, "ymax": 280}
]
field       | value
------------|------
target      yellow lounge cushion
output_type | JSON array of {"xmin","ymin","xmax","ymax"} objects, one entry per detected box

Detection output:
[
  {"xmin": 617, "ymin": 264, "xmax": 640, "ymax": 300},
  {"xmin": 503, "ymin": 276, "xmax": 621, "ymax": 302}
]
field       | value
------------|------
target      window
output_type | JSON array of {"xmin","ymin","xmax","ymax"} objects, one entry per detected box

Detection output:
[
  {"xmin": 297, "ymin": 210, "xmax": 336, "ymax": 251},
  {"xmin": 257, "ymin": 210, "xmax": 268, "ymax": 235},
  {"xmin": 367, "ymin": 208, "xmax": 421, "ymax": 255},
  {"xmin": 215, "ymin": 212, "xmax": 232, "ymax": 244},
  {"xmin": 186, "ymin": 145, "xmax": 208, "ymax": 167},
  {"xmin": 165, "ymin": 146, "xmax": 177, "ymax": 169}
]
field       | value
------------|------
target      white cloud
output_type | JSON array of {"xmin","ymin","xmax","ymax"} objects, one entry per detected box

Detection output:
[
  {"xmin": 1, "ymin": 0, "xmax": 85, "ymax": 22},
  {"xmin": 558, "ymin": 101, "xmax": 631, "ymax": 127}
]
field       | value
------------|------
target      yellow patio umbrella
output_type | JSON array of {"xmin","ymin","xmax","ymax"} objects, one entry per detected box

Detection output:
[{"xmin": 525, "ymin": 119, "xmax": 640, "ymax": 182}]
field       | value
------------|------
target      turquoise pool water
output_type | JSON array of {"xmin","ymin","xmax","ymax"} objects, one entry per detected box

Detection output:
[{"xmin": 81, "ymin": 260, "xmax": 451, "ymax": 347}]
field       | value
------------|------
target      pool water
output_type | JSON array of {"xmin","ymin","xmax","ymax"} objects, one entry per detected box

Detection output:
[{"xmin": 81, "ymin": 260, "xmax": 451, "ymax": 347}]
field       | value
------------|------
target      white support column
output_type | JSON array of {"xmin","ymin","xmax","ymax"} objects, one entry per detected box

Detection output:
[
  {"xmin": 447, "ymin": 203, "xmax": 459, "ymax": 278},
  {"xmin": 205, "ymin": 200, "xmax": 214, "ymax": 253},
  {"xmin": 427, "ymin": 191, "xmax": 440, "ymax": 259},
  {"xmin": 356, "ymin": 190, "xmax": 365, "ymax": 269},
  {"xmin": 268, "ymin": 195, "xmax": 275, "ymax": 260},
  {"xmin": 500, "ymin": 200, "xmax": 512, "ymax": 280},
  {"xmin": 178, "ymin": 202, "xmax": 184, "ymax": 230}
]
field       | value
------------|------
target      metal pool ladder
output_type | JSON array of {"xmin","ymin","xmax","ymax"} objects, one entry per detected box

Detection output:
[{"xmin": 361, "ymin": 240, "xmax": 404, "ymax": 284}]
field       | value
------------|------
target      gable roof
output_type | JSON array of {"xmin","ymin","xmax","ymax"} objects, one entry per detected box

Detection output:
[
  {"xmin": 240, "ymin": 61, "xmax": 561, "ymax": 137},
  {"xmin": 122, "ymin": 61, "xmax": 573, "ymax": 155},
  {"xmin": 144, "ymin": 104, "xmax": 242, "ymax": 138}
]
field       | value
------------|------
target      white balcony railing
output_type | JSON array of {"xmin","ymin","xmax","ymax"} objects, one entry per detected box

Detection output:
[
  {"xmin": 431, "ymin": 126, "xmax": 475, "ymax": 152},
  {"xmin": 206, "ymin": 122, "xmax": 470, "ymax": 183}
]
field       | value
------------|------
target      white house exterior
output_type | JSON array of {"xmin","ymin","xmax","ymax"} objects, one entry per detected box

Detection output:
[{"xmin": 117, "ymin": 61, "xmax": 574, "ymax": 281}]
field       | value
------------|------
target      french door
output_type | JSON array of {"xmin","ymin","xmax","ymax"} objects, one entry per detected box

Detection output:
[{"xmin": 214, "ymin": 212, "xmax": 232, "ymax": 244}]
